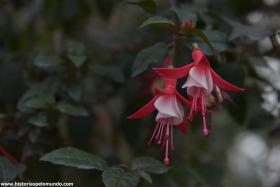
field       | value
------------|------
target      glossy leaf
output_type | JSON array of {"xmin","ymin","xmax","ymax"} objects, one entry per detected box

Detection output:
[
  {"xmin": 102, "ymin": 167, "xmax": 140, "ymax": 187},
  {"xmin": 67, "ymin": 55, "xmax": 87, "ymax": 67},
  {"xmin": 28, "ymin": 113, "xmax": 48, "ymax": 127},
  {"xmin": 183, "ymin": 28, "xmax": 221, "ymax": 60},
  {"xmin": 132, "ymin": 42, "xmax": 168, "ymax": 77},
  {"xmin": 229, "ymin": 23, "xmax": 271, "ymax": 41},
  {"xmin": 40, "ymin": 147, "xmax": 107, "ymax": 171},
  {"xmin": 137, "ymin": 171, "xmax": 152, "ymax": 183},
  {"xmin": 33, "ymin": 55, "xmax": 63, "ymax": 68},
  {"xmin": 140, "ymin": 16, "xmax": 175, "ymax": 29},
  {"xmin": 25, "ymin": 94, "xmax": 55, "ymax": 109},
  {"xmin": 192, "ymin": 30, "xmax": 228, "ymax": 55},
  {"xmin": 131, "ymin": 157, "xmax": 170, "ymax": 174},
  {"xmin": 56, "ymin": 101, "xmax": 89, "ymax": 116}
]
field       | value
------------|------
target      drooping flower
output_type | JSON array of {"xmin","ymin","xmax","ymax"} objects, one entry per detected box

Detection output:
[
  {"xmin": 137, "ymin": 55, "xmax": 173, "ymax": 97},
  {"xmin": 128, "ymin": 78, "xmax": 191, "ymax": 165},
  {"xmin": 153, "ymin": 48, "xmax": 245, "ymax": 136}
]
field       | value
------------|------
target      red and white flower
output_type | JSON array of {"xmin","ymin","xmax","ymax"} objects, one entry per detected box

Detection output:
[
  {"xmin": 128, "ymin": 78, "xmax": 191, "ymax": 165},
  {"xmin": 153, "ymin": 48, "xmax": 245, "ymax": 136}
]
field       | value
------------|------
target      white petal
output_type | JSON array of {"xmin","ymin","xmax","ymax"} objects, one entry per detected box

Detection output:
[
  {"xmin": 154, "ymin": 95, "xmax": 184, "ymax": 125},
  {"xmin": 205, "ymin": 69, "xmax": 213, "ymax": 94},
  {"xmin": 182, "ymin": 66, "xmax": 213, "ymax": 94}
]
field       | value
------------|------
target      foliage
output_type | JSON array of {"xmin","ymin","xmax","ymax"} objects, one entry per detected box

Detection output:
[{"xmin": 0, "ymin": 0, "xmax": 279, "ymax": 186}]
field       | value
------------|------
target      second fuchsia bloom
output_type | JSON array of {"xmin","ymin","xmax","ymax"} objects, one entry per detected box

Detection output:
[
  {"xmin": 153, "ymin": 48, "xmax": 245, "ymax": 136},
  {"xmin": 128, "ymin": 78, "xmax": 191, "ymax": 165}
]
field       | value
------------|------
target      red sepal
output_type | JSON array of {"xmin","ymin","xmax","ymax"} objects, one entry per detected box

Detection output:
[
  {"xmin": 153, "ymin": 63, "xmax": 193, "ymax": 79},
  {"xmin": 210, "ymin": 68, "xmax": 245, "ymax": 92},
  {"xmin": 127, "ymin": 96, "xmax": 158, "ymax": 119}
]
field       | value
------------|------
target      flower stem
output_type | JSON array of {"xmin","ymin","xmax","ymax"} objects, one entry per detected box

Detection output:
[{"xmin": 192, "ymin": 42, "xmax": 199, "ymax": 49}]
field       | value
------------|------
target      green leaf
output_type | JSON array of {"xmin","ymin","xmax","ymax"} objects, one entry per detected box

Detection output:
[
  {"xmin": 131, "ymin": 157, "xmax": 170, "ymax": 174},
  {"xmin": 40, "ymin": 147, "xmax": 107, "ymax": 171},
  {"xmin": 184, "ymin": 28, "xmax": 221, "ymax": 60},
  {"xmin": 17, "ymin": 80, "xmax": 58, "ymax": 112},
  {"xmin": 102, "ymin": 167, "xmax": 140, "ymax": 187},
  {"xmin": 28, "ymin": 113, "xmax": 48, "ymax": 127},
  {"xmin": 127, "ymin": 0, "xmax": 156, "ymax": 14},
  {"xmin": 221, "ymin": 16, "xmax": 271, "ymax": 41},
  {"xmin": 132, "ymin": 42, "xmax": 168, "ymax": 77},
  {"xmin": 67, "ymin": 55, "xmax": 87, "ymax": 68},
  {"xmin": 137, "ymin": 171, "xmax": 152, "ymax": 183},
  {"xmin": 25, "ymin": 94, "xmax": 55, "ymax": 109},
  {"xmin": 0, "ymin": 157, "xmax": 25, "ymax": 182},
  {"xmin": 173, "ymin": 5, "xmax": 197, "ymax": 23},
  {"xmin": 93, "ymin": 65, "xmax": 125, "ymax": 83},
  {"xmin": 66, "ymin": 83, "xmax": 82, "ymax": 102},
  {"xmin": 56, "ymin": 101, "xmax": 89, "ymax": 116},
  {"xmin": 140, "ymin": 16, "xmax": 175, "ymax": 29},
  {"xmin": 33, "ymin": 54, "xmax": 63, "ymax": 68},
  {"xmin": 229, "ymin": 23, "xmax": 271, "ymax": 41},
  {"xmin": 191, "ymin": 30, "xmax": 228, "ymax": 55}
]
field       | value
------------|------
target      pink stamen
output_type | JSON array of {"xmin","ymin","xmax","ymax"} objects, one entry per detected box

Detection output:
[
  {"xmin": 164, "ymin": 124, "xmax": 170, "ymax": 165},
  {"xmin": 200, "ymin": 90, "xmax": 209, "ymax": 136},
  {"xmin": 155, "ymin": 123, "xmax": 164, "ymax": 143},
  {"xmin": 188, "ymin": 87, "xmax": 209, "ymax": 136},
  {"xmin": 147, "ymin": 122, "xmax": 160, "ymax": 145},
  {"xmin": 148, "ymin": 118, "xmax": 175, "ymax": 165},
  {"xmin": 170, "ymin": 125, "xmax": 174, "ymax": 151}
]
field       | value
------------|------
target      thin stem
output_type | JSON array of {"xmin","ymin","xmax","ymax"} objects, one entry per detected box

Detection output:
[{"xmin": 192, "ymin": 42, "xmax": 199, "ymax": 49}]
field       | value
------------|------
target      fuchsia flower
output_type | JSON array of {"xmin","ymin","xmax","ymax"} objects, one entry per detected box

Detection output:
[
  {"xmin": 153, "ymin": 48, "xmax": 245, "ymax": 136},
  {"xmin": 128, "ymin": 78, "xmax": 191, "ymax": 165}
]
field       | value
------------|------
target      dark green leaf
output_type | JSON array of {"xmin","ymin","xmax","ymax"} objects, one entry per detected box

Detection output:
[
  {"xmin": 140, "ymin": 16, "xmax": 175, "ymax": 29},
  {"xmin": 192, "ymin": 30, "xmax": 228, "ymax": 55},
  {"xmin": 25, "ymin": 94, "xmax": 55, "ymax": 109},
  {"xmin": 67, "ymin": 55, "xmax": 87, "ymax": 67},
  {"xmin": 102, "ymin": 167, "xmax": 140, "ymax": 187},
  {"xmin": 230, "ymin": 23, "xmax": 271, "ymax": 41},
  {"xmin": 28, "ymin": 113, "xmax": 48, "ymax": 127},
  {"xmin": 222, "ymin": 17, "xmax": 271, "ymax": 41},
  {"xmin": 132, "ymin": 157, "xmax": 170, "ymax": 174},
  {"xmin": 33, "ymin": 55, "xmax": 63, "ymax": 68},
  {"xmin": 56, "ymin": 101, "xmax": 89, "ymax": 116},
  {"xmin": 132, "ymin": 42, "xmax": 168, "ymax": 77},
  {"xmin": 173, "ymin": 5, "xmax": 197, "ymax": 23},
  {"xmin": 17, "ymin": 80, "xmax": 58, "ymax": 112},
  {"xmin": 0, "ymin": 157, "xmax": 25, "ymax": 182},
  {"xmin": 40, "ymin": 147, "xmax": 107, "ymax": 171},
  {"xmin": 127, "ymin": 0, "xmax": 156, "ymax": 14},
  {"xmin": 184, "ymin": 28, "xmax": 221, "ymax": 60},
  {"xmin": 66, "ymin": 84, "xmax": 82, "ymax": 102},
  {"xmin": 137, "ymin": 171, "xmax": 152, "ymax": 183}
]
